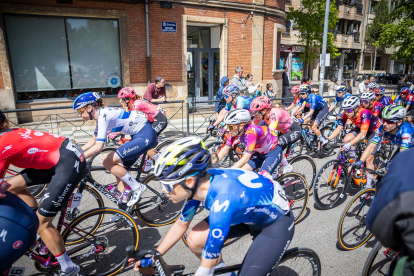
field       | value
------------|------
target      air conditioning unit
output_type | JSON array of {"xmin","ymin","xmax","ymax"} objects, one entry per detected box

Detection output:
[
  {"xmin": 347, "ymin": 7, "xmax": 350, "ymax": 13},
  {"xmin": 344, "ymin": 37, "xmax": 348, "ymax": 41}
]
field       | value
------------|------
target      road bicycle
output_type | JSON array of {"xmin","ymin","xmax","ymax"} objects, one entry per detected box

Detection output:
[
  {"xmin": 361, "ymin": 241, "xmax": 398, "ymax": 276},
  {"xmin": 297, "ymin": 123, "xmax": 335, "ymax": 158},
  {"xmin": 123, "ymin": 246, "xmax": 322, "ymax": 276}
]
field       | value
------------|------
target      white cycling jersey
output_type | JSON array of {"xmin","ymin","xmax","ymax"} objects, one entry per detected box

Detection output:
[{"xmin": 94, "ymin": 108, "xmax": 148, "ymax": 142}]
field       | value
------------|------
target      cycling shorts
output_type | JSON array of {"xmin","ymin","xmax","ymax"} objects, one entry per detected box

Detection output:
[
  {"xmin": 202, "ymin": 210, "xmax": 295, "ymax": 276},
  {"xmin": 21, "ymin": 139, "xmax": 87, "ymax": 217},
  {"xmin": 278, "ymin": 121, "xmax": 301, "ymax": 149},
  {"xmin": 0, "ymin": 192, "xmax": 39, "ymax": 272},
  {"xmin": 247, "ymin": 145, "xmax": 283, "ymax": 174},
  {"xmin": 349, "ymin": 128, "xmax": 376, "ymax": 145},
  {"xmin": 310, "ymin": 105, "xmax": 329, "ymax": 125},
  {"xmin": 150, "ymin": 112, "xmax": 168, "ymax": 135},
  {"xmin": 115, "ymin": 122, "xmax": 157, "ymax": 168}
]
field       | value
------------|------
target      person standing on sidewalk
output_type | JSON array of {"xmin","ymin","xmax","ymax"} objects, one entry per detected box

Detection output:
[
  {"xmin": 282, "ymin": 66, "xmax": 290, "ymax": 105},
  {"xmin": 231, "ymin": 66, "xmax": 247, "ymax": 95},
  {"xmin": 353, "ymin": 69, "xmax": 358, "ymax": 87},
  {"xmin": 143, "ymin": 76, "xmax": 167, "ymax": 103},
  {"xmin": 357, "ymin": 76, "xmax": 369, "ymax": 95}
]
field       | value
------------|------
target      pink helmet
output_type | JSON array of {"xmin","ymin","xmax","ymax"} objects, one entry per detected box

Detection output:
[
  {"xmin": 250, "ymin": 96, "xmax": 272, "ymax": 111},
  {"xmin": 118, "ymin": 87, "xmax": 137, "ymax": 99},
  {"xmin": 291, "ymin": 85, "xmax": 300, "ymax": 94}
]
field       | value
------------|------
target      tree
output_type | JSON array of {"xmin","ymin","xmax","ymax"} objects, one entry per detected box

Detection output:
[
  {"xmin": 364, "ymin": 0, "xmax": 390, "ymax": 73},
  {"xmin": 287, "ymin": 0, "xmax": 340, "ymax": 78},
  {"xmin": 375, "ymin": 0, "xmax": 414, "ymax": 73}
]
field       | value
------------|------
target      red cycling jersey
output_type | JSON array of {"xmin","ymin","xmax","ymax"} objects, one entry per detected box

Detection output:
[
  {"xmin": 340, "ymin": 108, "xmax": 381, "ymax": 133},
  {"xmin": 0, "ymin": 129, "xmax": 65, "ymax": 178}
]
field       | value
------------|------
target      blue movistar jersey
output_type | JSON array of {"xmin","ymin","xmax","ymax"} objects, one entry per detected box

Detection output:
[
  {"xmin": 225, "ymin": 96, "xmax": 252, "ymax": 112},
  {"xmin": 378, "ymin": 96, "xmax": 391, "ymax": 106},
  {"xmin": 371, "ymin": 122, "xmax": 414, "ymax": 150},
  {"xmin": 297, "ymin": 93, "xmax": 326, "ymax": 110},
  {"xmin": 180, "ymin": 168, "xmax": 289, "ymax": 259},
  {"xmin": 333, "ymin": 93, "xmax": 351, "ymax": 106}
]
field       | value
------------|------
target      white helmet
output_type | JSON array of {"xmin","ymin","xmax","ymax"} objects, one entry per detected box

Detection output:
[
  {"xmin": 361, "ymin": 91, "xmax": 376, "ymax": 101},
  {"xmin": 342, "ymin": 96, "xmax": 361, "ymax": 109},
  {"xmin": 224, "ymin": 109, "xmax": 251, "ymax": 125},
  {"xmin": 367, "ymin": 82, "xmax": 377, "ymax": 89},
  {"xmin": 382, "ymin": 104, "xmax": 407, "ymax": 121}
]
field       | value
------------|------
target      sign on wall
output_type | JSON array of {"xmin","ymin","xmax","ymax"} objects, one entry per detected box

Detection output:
[{"xmin": 162, "ymin": 21, "xmax": 177, "ymax": 33}]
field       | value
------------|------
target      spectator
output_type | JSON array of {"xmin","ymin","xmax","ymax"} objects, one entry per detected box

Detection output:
[
  {"xmin": 302, "ymin": 76, "xmax": 311, "ymax": 85},
  {"xmin": 143, "ymin": 76, "xmax": 166, "ymax": 103},
  {"xmin": 357, "ymin": 76, "xmax": 369, "ymax": 95},
  {"xmin": 245, "ymin": 74, "xmax": 262, "ymax": 99},
  {"xmin": 352, "ymin": 68, "xmax": 358, "ymax": 87},
  {"xmin": 215, "ymin": 76, "xmax": 229, "ymax": 113},
  {"xmin": 230, "ymin": 67, "xmax": 247, "ymax": 94},
  {"xmin": 398, "ymin": 75, "xmax": 411, "ymax": 92},
  {"xmin": 345, "ymin": 80, "xmax": 353, "ymax": 94},
  {"xmin": 264, "ymin": 83, "xmax": 276, "ymax": 98},
  {"xmin": 282, "ymin": 66, "xmax": 290, "ymax": 105}
]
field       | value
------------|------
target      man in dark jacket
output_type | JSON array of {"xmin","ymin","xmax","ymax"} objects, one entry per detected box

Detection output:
[
  {"xmin": 215, "ymin": 76, "xmax": 229, "ymax": 113},
  {"xmin": 366, "ymin": 148, "xmax": 414, "ymax": 275},
  {"xmin": 282, "ymin": 66, "xmax": 291, "ymax": 105},
  {"xmin": 398, "ymin": 75, "xmax": 411, "ymax": 92}
]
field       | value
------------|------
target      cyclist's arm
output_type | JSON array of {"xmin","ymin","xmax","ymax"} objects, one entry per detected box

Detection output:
[
  {"xmin": 302, "ymin": 109, "xmax": 314, "ymax": 121},
  {"xmin": 292, "ymin": 102, "xmax": 305, "ymax": 115},
  {"xmin": 157, "ymin": 218, "xmax": 191, "ymax": 255},
  {"xmin": 349, "ymin": 129, "xmax": 368, "ymax": 146},
  {"xmin": 213, "ymin": 108, "xmax": 229, "ymax": 127},
  {"xmin": 329, "ymin": 100, "xmax": 338, "ymax": 112},
  {"xmin": 285, "ymin": 102, "xmax": 295, "ymax": 111},
  {"xmin": 84, "ymin": 140, "xmax": 104, "ymax": 159},
  {"xmin": 399, "ymin": 132, "xmax": 412, "ymax": 151},
  {"xmin": 327, "ymin": 125, "xmax": 343, "ymax": 140},
  {"xmin": 405, "ymin": 104, "xmax": 410, "ymax": 111},
  {"xmin": 217, "ymin": 145, "xmax": 231, "ymax": 161},
  {"xmin": 231, "ymin": 152, "xmax": 252, "ymax": 169},
  {"xmin": 82, "ymin": 135, "xmax": 97, "ymax": 151}
]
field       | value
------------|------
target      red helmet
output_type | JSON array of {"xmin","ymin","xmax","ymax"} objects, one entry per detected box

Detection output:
[
  {"xmin": 400, "ymin": 87, "xmax": 411, "ymax": 94},
  {"xmin": 250, "ymin": 96, "xmax": 272, "ymax": 111},
  {"xmin": 118, "ymin": 87, "xmax": 136, "ymax": 99},
  {"xmin": 291, "ymin": 85, "xmax": 300, "ymax": 94}
]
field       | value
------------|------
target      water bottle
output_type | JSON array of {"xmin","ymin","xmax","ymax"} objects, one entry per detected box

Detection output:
[
  {"xmin": 107, "ymin": 185, "xmax": 121, "ymax": 200},
  {"xmin": 121, "ymin": 186, "xmax": 132, "ymax": 203}
]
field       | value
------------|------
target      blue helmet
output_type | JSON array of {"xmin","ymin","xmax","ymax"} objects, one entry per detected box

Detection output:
[
  {"xmin": 73, "ymin": 92, "xmax": 101, "ymax": 110},
  {"xmin": 223, "ymin": 85, "xmax": 239, "ymax": 96},
  {"xmin": 299, "ymin": 84, "xmax": 311, "ymax": 94}
]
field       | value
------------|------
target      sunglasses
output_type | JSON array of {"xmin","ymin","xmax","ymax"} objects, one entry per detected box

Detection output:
[
  {"xmin": 224, "ymin": 94, "xmax": 232, "ymax": 99},
  {"xmin": 400, "ymin": 93, "xmax": 408, "ymax": 96},
  {"xmin": 344, "ymin": 109, "xmax": 355, "ymax": 114},
  {"xmin": 382, "ymin": 119, "xmax": 398, "ymax": 125},
  {"xmin": 336, "ymin": 91, "xmax": 344, "ymax": 94},
  {"xmin": 120, "ymin": 97, "xmax": 131, "ymax": 103},
  {"xmin": 76, "ymin": 107, "xmax": 86, "ymax": 115},
  {"xmin": 299, "ymin": 92, "xmax": 307, "ymax": 95},
  {"xmin": 162, "ymin": 183, "xmax": 175, "ymax": 193},
  {"xmin": 227, "ymin": 124, "xmax": 244, "ymax": 131},
  {"xmin": 253, "ymin": 110, "xmax": 266, "ymax": 116},
  {"xmin": 361, "ymin": 100, "xmax": 370, "ymax": 105}
]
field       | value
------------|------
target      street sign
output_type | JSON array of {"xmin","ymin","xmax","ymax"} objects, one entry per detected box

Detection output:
[
  {"xmin": 320, "ymin": 53, "xmax": 330, "ymax": 67},
  {"xmin": 161, "ymin": 21, "xmax": 177, "ymax": 33}
]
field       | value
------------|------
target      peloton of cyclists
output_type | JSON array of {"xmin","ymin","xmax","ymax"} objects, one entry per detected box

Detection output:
[
  {"xmin": 373, "ymin": 87, "xmax": 391, "ymax": 106},
  {"xmin": 360, "ymin": 91, "xmax": 384, "ymax": 117}
]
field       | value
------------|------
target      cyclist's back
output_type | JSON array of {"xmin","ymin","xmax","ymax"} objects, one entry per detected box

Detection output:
[{"xmin": 226, "ymin": 124, "xmax": 278, "ymax": 154}]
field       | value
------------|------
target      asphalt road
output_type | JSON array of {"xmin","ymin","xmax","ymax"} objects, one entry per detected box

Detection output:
[{"xmin": 13, "ymin": 146, "xmax": 377, "ymax": 276}]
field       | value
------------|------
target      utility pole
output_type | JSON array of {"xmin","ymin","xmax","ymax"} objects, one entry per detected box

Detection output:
[{"xmin": 318, "ymin": 0, "xmax": 331, "ymax": 96}]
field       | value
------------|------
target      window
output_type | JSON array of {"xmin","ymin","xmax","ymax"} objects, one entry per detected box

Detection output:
[
  {"xmin": 370, "ymin": 0, "xmax": 378, "ymax": 14},
  {"xmin": 3, "ymin": 14, "xmax": 122, "ymax": 101}
]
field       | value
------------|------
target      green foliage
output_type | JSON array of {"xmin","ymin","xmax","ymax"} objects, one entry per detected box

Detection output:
[
  {"xmin": 287, "ymin": 0, "xmax": 340, "ymax": 66},
  {"xmin": 364, "ymin": 0, "xmax": 389, "ymax": 46},
  {"xmin": 375, "ymin": 0, "xmax": 414, "ymax": 64}
]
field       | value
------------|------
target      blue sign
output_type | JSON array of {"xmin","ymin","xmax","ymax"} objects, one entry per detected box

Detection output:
[
  {"xmin": 162, "ymin": 21, "xmax": 177, "ymax": 33},
  {"xmin": 107, "ymin": 73, "xmax": 121, "ymax": 88}
]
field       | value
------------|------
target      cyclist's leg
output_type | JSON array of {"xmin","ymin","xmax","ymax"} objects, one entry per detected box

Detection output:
[
  {"xmin": 278, "ymin": 122, "xmax": 301, "ymax": 168},
  {"xmin": 238, "ymin": 210, "xmax": 295, "ymax": 276},
  {"xmin": 244, "ymin": 152, "xmax": 264, "ymax": 171},
  {"xmin": 364, "ymin": 132, "xmax": 377, "ymax": 188},
  {"xmin": 148, "ymin": 112, "xmax": 168, "ymax": 157},
  {"xmin": 258, "ymin": 145, "xmax": 283, "ymax": 175},
  {"xmin": 312, "ymin": 105, "xmax": 329, "ymax": 141}
]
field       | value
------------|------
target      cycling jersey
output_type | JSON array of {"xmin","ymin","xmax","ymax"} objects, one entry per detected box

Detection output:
[
  {"xmin": 297, "ymin": 93, "xmax": 326, "ymax": 110},
  {"xmin": 394, "ymin": 94, "xmax": 414, "ymax": 108},
  {"xmin": 132, "ymin": 100, "xmax": 166, "ymax": 122},
  {"xmin": 371, "ymin": 122, "xmax": 414, "ymax": 150},
  {"xmin": 339, "ymin": 108, "xmax": 381, "ymax": 133},
  {"xmin": 266, "ymin": 108, "xmax": 293, "ymax": 134},
  {"xmin": 378, "ymin": 96, "xmax": 391, "ymax": 106},
  {"xmin": 293, "ymin": 96, "xmax": 310, "ymax": 108},
  {"xmin": 94, "ymin": 107, "xmax": 148, "ymax": 142},
  {"xmin": 180, "ymin": 168, "xmax": 290, "ymax": 259},
  {"xmin": 333, "ymin": 93, "xmax": 351, "ymax": 106},
  {"xmin": 368, "ymin": 101, "xmax": 384, "ymax": 117},
  {"xmin": 226, "ymin": 124, "xmax": 278, "ymax": 154},
  {"xmin": 0, "ymin": 129, "xmax": 65, "ymax": 178},
  {"xmin": 224, "ymin": 96, "xmax": 252, "ymax": 112}
]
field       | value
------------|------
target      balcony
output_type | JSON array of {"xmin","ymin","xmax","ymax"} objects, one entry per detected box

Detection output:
[
  {"xmin": 335, "ymin": 33, "xmax": 361, "ymax": 49},
  {"xmin": 337, "ymin": 5, "xmax": 364, "ymax": 21}
]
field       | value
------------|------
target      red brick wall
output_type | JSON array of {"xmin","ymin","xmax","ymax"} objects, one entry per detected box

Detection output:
[{"xmin": 0, "ymin": 70, "xmax": 4, "ymax": 89}]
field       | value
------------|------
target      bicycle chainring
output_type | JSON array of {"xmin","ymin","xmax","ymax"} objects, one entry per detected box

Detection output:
[{"xmin": 92, "ymin": 236, "xmax": 109, "ymax": 262}]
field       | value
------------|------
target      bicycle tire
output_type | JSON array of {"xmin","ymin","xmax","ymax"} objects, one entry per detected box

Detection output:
[
  {"xmin": 319, "ymin": 126, "xmax": 335, "ymax": 157},
  {"xmin": 289, "ymin": 155, "xmax": 317, "ymax": 191},
  {"xmin": 135, "ymin": 174, "xmax": 185, "ymax": 226},
  {"xmin": 277, "ymin": 173, "xmax": 309, "ymax": 223},
  {"xmin": 313, "ymin": 159, "xmax": 349, "ymax": 210},
  {"xmin": 289, "ymin": 136, "xmax": 304, "ymax": 158},
  {"xmin": 337, "ymin": 188, "xmax": 376, "ymax": 250},
  {"xmin": 61, "ymin": 207, "xmax": 139, "ymax": 276},
  {"xmin": 361, "ymin": 241, "xmax": 397, "ymax": 276},
  {"xmin": 270, "ymin": 247, "xmax": 321, "ymax": 276},
  {"xmin": 205, "ymin": 141, "xmax": 233, "ymax": 168}
]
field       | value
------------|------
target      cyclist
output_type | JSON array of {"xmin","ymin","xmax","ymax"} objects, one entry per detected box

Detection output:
[
  {"xmin": 117, "ymin": 87, "xmax": 168, "ymax": 159},
  {"xmin": 285, "ymin": 85, "xmax": 302, "ymax": 112},
  {"xmin": 217, "ymin": 109, "xmax": 283, "ymax": 175},
  {"xmin": 0, "ymin": 111, "xmax": 86, "ymax": 276},
  {"xmin": 355, "ymin": 105, "xmax": 414, "ymax": 188},
  {"xmin": 360, "ymin": 91, "xmax": 384, "ymax": 117},
  {"xmin": 73, "ymin": 92, "xmax": 157, "ymax": 206},
  {"xmin": 128, "ymin": 137, "xmax": 294, "ymax": 276},
  {"xmin": 250, "ymin": 96, "xmax": 301, "ymax": 173},
  {"xmin": 292, "ymin": 84, "xmax": 329, "ymax": 145},
  {"xmin": 328, "ymin": 85, "xmax": 351, "ymax": 114},
  {"xmin": 325, "ymin": 96, "xmax": 382, "ymax": 161},
  {"xmin": 373, "ymin": 87, "xmax": 391, "ymax": 106},
  {"xmin": 394, "ymin": 87, "xmax": 414, "ymax": 123},
  {"xmin": 208, "ymin": 85, "xmax": 252, "ymax": 132}
]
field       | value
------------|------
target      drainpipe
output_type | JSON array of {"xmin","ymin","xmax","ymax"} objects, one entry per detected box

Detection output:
[{"xmin": 145, "ymin": 0, "xmax": 151, "ymax": 84}]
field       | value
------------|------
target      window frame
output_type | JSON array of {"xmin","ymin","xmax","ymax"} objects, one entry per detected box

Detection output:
[{"xmin": 2, "ymin": 13, "xmax": 123, "ymax": 103}]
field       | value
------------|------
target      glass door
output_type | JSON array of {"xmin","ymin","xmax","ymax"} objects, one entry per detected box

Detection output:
[
  {"xmin": 187, "ymin": 49, "xmax": 196, "ymax": 100},
  {"xmin": 199, "ymin": 51, "xmax": 209, "ymax": 101}
]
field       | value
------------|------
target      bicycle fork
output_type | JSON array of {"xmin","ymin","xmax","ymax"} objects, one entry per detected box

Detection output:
[{"xmin": 327, "ymin": 165, "xmax": 342, "ymax": 188}]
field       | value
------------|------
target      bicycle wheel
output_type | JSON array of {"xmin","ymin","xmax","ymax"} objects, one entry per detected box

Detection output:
[
  {"xmin": 62, "ymin": 208, "xmax": 139, "ymax": 276},
  {"xmin": 288, "ymin": 136, "xmax": 304, "ymax": 158},
  {"xmin": 5, "ymin": 166, "xmax": 47, "ymax": 198},
  {"xmin": 361, "ymin": 241, "xmax": 397, "ymax": 276},
  {"xmin": 313, "ymin": 159, "xmax": 349, "ymax": 210},
  {"xmin": 270, "ymin": 247, "xmax": 321, "ymax": 276},
  {"xmin": 337, "ymin": 188, "xmax": 376, "ymax": 250},
  {"xmin": 155, "ymin": 139, "xmax": 174, "ymax": 153},
  {"xmin": 289, "ymin": 155, "xmax": 317, "ymax": 191},
  {"xmin": 205, "ymin": 141, "xmax": 233, "ymax": 168},
  {"xmin": 135, "ymin": 174, "xmax": 185, "ymax": 226},
  {"xmin": 277, "ymin": 173, "xmax": 309, "ymax": 223},
  {"xmin": 319, "ymin": 126, "xmax": 335, "ymax": 156}
]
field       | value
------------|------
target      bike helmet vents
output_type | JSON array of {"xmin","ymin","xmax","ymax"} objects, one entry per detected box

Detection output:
[
  {"xmin": 224, "ymin": 109, "xmax": 251, "ymax": 125},
  {"xmin": 299, "ymin": 84, "xmax": 311, "ymax": 94},
  {"xmin": 361, "ymin": 91, "xmax": 376, "ymax": 101},
  {"xmin": 118, "ymin": 87, "xmax": 137, "ymax": 99},
  {"xmin": 400, "ymin": 87, "xmax": 411, "ymax": 94},
  {"xmin": 291, "ymin": 85, "xmax": 300, "ymax": 94},
  {"xmin": 73, "ymin": 92, "xmax": 101, "ymax": 110},
  {"xmin": 367, "ymin": 82, "xmax": 377, "ymax": 89},
  {"xmin": 250, "ymin": 96, "xmax": 271, "ymax": 111},
  {"xmin": 335, "ymin": 86, "xmax": 347, "ymax": 93},
  {"xmin": 374, "ymin": 87, "xmax": 385, "ymax": 95},
  {"xmin": 382, "ymin": 104, "xmax": 407, "ymax": 121},
  {"xmin": 342, "ymin": 95, "xmax": 361, "ymax": 109},
  {"xmin": 223, "ymin": 85, "xmax": 239, "ymax": 96}
]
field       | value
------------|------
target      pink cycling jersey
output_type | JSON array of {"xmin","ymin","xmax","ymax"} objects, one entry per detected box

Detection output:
[
  {"xmin": 226, "ymin": 124, "xmax": 278, "ymax": 154},
  {"xmin": 132, "ymin": 100, "xmax": 166, "ymax": 122},
  {"xmin": 265, "ymin": 108, "xmax": 294, "ymax": 134}
]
